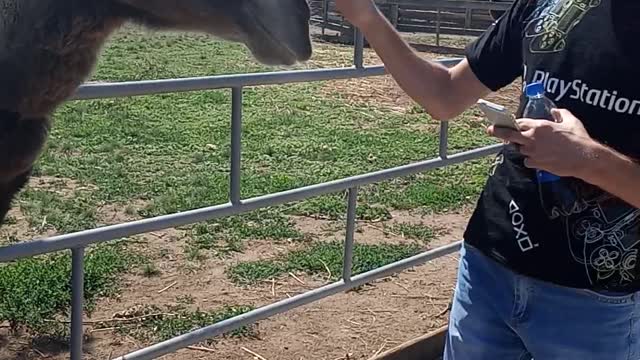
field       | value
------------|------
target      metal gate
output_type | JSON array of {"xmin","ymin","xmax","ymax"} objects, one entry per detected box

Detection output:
[{"xmin": 0, "ymin": 31, "xmax": 501, "ymax": 360}]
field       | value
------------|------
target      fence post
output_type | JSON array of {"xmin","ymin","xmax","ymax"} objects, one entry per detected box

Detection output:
[
  {"xmin": 464, "ymin": 8, "xmax": 472, "ymax": 33},
  {"xmin": 322, "ymin": 0, "xmax": 329, "ymax": 36},
  {"xmin": 439, "ymin": 121, "xmax": 449, "ymax": 159},
  {"xmin": 230, "ymin": 87, "xmax": 243, "ymax": 205},
  {"xmin": 70, "ymin": 247, "xmax": 85, "ymax": 360},
  {"xmin": 436, "ymin": 8, "xmax": 442, "ymax": 47},
  {"xmin": 389, "ymin": 4, "xmax": 400, "ymax": 27},
  {"xmin": 353, "ymin": 28, "xmax": 365, "ymax": 69},
  {"xmin": 342, "ymin": 187, "xmax": 358, "ymax": 282}
]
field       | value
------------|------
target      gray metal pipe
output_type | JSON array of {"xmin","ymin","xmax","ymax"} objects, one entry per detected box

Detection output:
[
  {"xmin": 0, "ymin": 144, "xmax": 500, "ymax": 263},
  {"xmin": 342, "ymin": 187, "xmax": 359, "ymax": 282},
  {"xmin": 71, "ymin": 59, "xmax": 462, "ymax": 101},
  {"xmin": 230, "ymin": 87, "xmax": 243, "ymax": 205},
  {"xmin": 70, "ymin": 247, "xmax": 85, "ymax": 360}
]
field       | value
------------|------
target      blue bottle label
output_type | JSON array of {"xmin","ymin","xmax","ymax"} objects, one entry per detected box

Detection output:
[{"xmin": 537, "ymin": 170, "xmax": 561, "ymax": 183}]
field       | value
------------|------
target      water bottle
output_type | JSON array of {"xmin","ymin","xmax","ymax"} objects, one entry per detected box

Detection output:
[
  {"xmin": 523, "ymin": 82, "xmax": 560, "ymax": 182},
  {"xmin": 522, "ymin": 82, "xmax": 576, "ymax": 219}
]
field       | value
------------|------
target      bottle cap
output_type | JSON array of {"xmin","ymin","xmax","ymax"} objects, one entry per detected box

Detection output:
[{"xmin": 525, "ymin": 82, "xmax": 545, "ymax": 97}]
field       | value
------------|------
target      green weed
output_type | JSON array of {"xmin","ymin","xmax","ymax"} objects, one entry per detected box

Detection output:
[
  {"xmin": 0, "ymin": 243, "xmax": 134, "ymax": 338},
  {"xmin": 227, "ymin": 241, "xmax": 421, "ymax": 285},
  {"xmin": 184, "ymin": 209, "xmax": 304, "ymax": 259},
  {"xmin": 109, "ymin": 304, "xmax": 256, "ymax": 343},
  {"xmin": 390, "ymin": 223, "xmax": 437, "ymax": 243}
]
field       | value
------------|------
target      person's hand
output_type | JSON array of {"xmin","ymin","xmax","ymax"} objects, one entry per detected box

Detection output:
[
  {"xmin": 487, "ymin": 108, "xmax": 601, "ymax": 179},
  {"xmin": 335, "ymin": 0, "xmax": 380, "ymax": 28}
]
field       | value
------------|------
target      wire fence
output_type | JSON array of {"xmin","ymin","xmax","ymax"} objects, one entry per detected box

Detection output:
[{"xmin": 0, "ymin": 30, "xmax": 501, "ymax": 360}]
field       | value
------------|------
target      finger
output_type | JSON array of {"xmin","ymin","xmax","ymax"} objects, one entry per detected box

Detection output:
[
  {"xmin": 516, "ymin": 118, "xmax": 554, "ymax": 130},
  {"xmin": 488, "ymin": 126, "xmax": 532, "ymax": 146},
  {"xmin": 486, "ymin": 125, "xmax": 507, "ymax": 143},
  {"xmin": 551, "ymin": 108, "xmax": 573, "ymax": 123},
  {"xmin": 515, "ymin": 119, "xmax": 536, "ymax": 130}
]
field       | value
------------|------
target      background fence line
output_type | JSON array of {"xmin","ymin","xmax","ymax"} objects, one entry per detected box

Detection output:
[{"xmin": 310, "ymin": 0, "xmax": 513, "ymax": 45}]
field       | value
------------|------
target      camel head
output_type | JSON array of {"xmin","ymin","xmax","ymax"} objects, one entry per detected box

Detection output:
[{"xmin": 116, "ymin": 0, "xmax": 313, "ymax": 66}]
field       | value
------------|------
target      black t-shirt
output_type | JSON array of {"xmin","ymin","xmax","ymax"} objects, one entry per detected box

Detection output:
[{"xmin": 464, "ymin": 0, "xmax": 640, "ymax": 292}]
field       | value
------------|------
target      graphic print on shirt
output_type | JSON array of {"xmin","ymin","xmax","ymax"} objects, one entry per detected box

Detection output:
[
  {"xmin": 516, "ymin": 0, "xmax": 640, "ymax": 287},
  {"xmin": 564, "ymin": 188, "xmax": 640, "ymax": 286},
  {"xmin": 488, "ymin": 153, "xmax": 504, "ymax": 177},
  {"xmin": 514, "ymin": 102, "xmax": 640, "ymax": 286},
  {"xmin": 524, "ymin": 68, "xmax": 640, "ymax": 116},
  {"xmin": 524, "ymin": 0, "xmax": 602, "ymax": 53}
]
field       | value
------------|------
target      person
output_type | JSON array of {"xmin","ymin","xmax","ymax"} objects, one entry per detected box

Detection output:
[{"xmin": 335, "ymin": 0, "xmax": 640, "ymax": 358}]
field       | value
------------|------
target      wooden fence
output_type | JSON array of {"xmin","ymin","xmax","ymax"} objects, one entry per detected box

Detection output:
[{"xmin": 310, "ymin": 0, "xmax": 514, "ymax": 46}]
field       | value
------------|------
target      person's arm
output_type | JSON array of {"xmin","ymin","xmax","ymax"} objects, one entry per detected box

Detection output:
[
  {"xmin": 346, "ymin": 6, "xmax": 489, "ymax": 120},
  {"xmin": 582, "ymin": 143, "xmax": 640, "ymax": 208},
  {"xmin": 335, "ymin": 0, "xmax": 528, "ymax": 121}
]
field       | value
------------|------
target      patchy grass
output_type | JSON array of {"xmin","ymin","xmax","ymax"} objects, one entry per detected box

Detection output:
[
  {"xmin": 182, "ymin": 209, "xmax": 305, "ymax": 259},
  {"xmin": 227, "ymin": 242, "xmax": 422, "ymax": 285},
  {"xmin": 389, "ymin": 223, "xmax": 437, "ymax": 243},
  {"xmin": 176, "ymin": 294, "xmax": 196, "ymax": 305},
  {"xmin": 19, "ymin": 190, "xmax": 97, "ymax": 234},
  {"xmin": 185, "ymin": 245, "xmax": 207, "ymax": 263},
  {"xmin": 0, "ymin": 243, "xmax": 135, "ymax": 338},
  {"xmin": 107, "ymin": 304, "xmax": 256, "ymax": 343}
]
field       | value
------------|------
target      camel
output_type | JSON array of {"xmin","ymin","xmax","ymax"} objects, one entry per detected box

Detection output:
[{"xmin": 0, "ymin": 0, "xmax": 312, "ymax": 226}]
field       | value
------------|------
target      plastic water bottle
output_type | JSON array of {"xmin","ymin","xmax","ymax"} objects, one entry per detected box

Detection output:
[
  {"xmin": 522, "ymin": 82, "xmax": 575, "ymax": 219},
  {"xmin": 522, "ymin": 82, "xmax": 560, "ymax": 182}
]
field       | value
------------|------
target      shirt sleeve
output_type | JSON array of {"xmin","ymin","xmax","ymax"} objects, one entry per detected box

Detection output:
[{"xmin": 465, "ymin": 0, "xmax": 532, "ymax": 92}]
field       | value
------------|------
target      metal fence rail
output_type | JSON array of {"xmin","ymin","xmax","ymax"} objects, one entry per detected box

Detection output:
[{"xmin": 0, "ymin": 31, "xmax": 500, "ymax": 360}]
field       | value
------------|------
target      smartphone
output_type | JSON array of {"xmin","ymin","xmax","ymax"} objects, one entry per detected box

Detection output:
[{"xmin": 477, "ymin": 99, "xmax": 520, "ymax": 131}]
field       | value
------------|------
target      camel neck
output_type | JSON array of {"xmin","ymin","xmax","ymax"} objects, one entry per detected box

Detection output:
[{"xmin": 0, "ymin": 0, "xmax": 123, "ymax": 116}]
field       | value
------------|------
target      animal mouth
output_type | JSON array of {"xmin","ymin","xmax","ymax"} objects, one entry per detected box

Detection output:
[
  {"xmin": 238, "ymin": 4, "xmax": 312, "ymax": 66},
  {"xmin": 249, "ymin": 37, "xmax": 306, "ymax": 66},
  {"xmin": 245, "ymin": 21, "xmax": 311, "ymax": 66}
]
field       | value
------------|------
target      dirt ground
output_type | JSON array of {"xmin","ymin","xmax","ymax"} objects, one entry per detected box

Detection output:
[{"xmin": 0, "ymin": 33, "xmax": 523, "ymax": 360}]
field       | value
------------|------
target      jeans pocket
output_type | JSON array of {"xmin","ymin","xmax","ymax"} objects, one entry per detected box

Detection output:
[{"xmin": 579, "ymin": 289, "xmax": 635, "ymax": 305}]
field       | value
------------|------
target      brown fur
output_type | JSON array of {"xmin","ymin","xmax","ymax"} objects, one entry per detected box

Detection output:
[{"xmin": 0, "ymin": 0, "xmax": 312, "ymax": 225}]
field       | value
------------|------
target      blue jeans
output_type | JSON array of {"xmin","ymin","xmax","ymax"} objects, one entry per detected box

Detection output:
[{"xmin": 444, "ymin": 243, "xmax": 640, "ymax": 360}]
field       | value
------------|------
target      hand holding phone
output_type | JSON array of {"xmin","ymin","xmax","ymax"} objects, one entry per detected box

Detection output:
[{"xmin": 477, "ymin": 99, "xmax": 520, "ymax": 131}]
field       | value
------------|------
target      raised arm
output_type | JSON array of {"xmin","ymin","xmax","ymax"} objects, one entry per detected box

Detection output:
[{"xmin": 336, "ymin": 0, "xmax": 491, "ymax": 121}]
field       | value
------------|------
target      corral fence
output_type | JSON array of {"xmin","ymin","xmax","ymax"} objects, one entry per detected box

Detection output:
[
  {"xmin": 0, "ymin": 29, "xmax": 503, "ymax": 360},
  {"xmin": 310, "ymin": 0, "xmax": 513, "ymax": 46}
]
